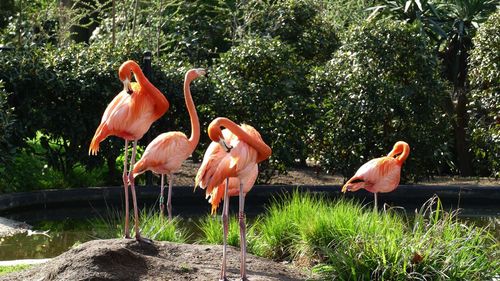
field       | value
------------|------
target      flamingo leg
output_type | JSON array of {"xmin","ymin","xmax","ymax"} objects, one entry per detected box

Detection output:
[
  {"xmin": 122, "ymin": 140, "xmax": 131, "ymax": 239},
  {"xmin": 167, "ymin": 173, "xmax": 174, "ymax": 221},
  {"xmin": 238, "ymin": 182, "xmax": 248, "ymax": 281},
  {"xmin": 374, "ymin": 192, "xmax": 378, "ymax": 210},
  {"xmin": 128, "ymin": 141, "xmax": 151, "ymax": 244},
  {"xmin": 220, "ymin": 178, "xmax": 230, "ymax": 281},
  {"xmin": 159, "ymin": 174, "xmax": 165, "ymax": 218}
]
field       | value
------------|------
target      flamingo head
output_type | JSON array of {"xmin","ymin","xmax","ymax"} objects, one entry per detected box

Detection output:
[
  {"xmin": 387, "ymin": 141, "xmax": 410, "ymax": 163},
  {"xmin": 118, "ymin": 60, "xmax": 138, "ymax": 94},
  {"xmin": 208, "ymin": 119, "xmax": 233, "ymax": 153},
  {"xmin": 185, "ymin": 68, "xmax": 206, "ymax": 84}
]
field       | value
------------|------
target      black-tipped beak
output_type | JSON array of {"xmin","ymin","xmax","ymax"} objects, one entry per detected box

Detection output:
[{"xmin": 127, "ymin": 86, "xmax": 133, "ymax": 95}]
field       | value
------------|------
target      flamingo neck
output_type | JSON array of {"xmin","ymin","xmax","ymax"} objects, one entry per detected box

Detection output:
[
  {"xmin": 209, "ymin": 117, "xmax": 272, "ymax": 163},
  {"xmin": 396, "ymin": 143, "xmax": 410, "ymax": 165},
  {"xmin": 127, "ymin": 61, "xmax": 170, "ymax": 114},
  {"xmin": 184, "ymin": 75, "xmax": 200, "ymax": 151}
]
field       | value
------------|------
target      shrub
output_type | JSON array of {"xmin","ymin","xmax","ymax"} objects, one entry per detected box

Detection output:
[
  {"xmin": 208, "ymin": 36, "xmax": 313, "ymax": 177},
  {"xmin": 0, "ymin": 80, "xmax": 15, "ymax": 166},
  {"xmin": 239, "ymin": 0, "xmax": 339, "ymax": 63},
  {"xmin": 468, "ymin": 10, "xmax": 500, "ymax": 177},
  {"xmin": 309, "ymin": 19, "xmax": 451, "ymax": 180}
]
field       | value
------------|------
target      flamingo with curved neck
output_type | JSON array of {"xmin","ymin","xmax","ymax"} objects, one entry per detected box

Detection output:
[
  {"xmin": 132, "ymin": 68, "xmax": 206, "ymax": 220},
  {"xmin": 89, "ymin": 60, "xmax": 169, "ymax": 242},
  {"xmin": 195, "ymin": 117, "xmax": 272, "ymax": 281},
  {"xmin": 342, "ymin": 141, "xmax": 410, "ymax": 209}
]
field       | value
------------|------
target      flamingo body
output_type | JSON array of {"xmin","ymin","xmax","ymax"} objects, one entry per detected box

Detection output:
[
  {"xmin": 133, "ymin": 132, "xmax": 191, "ymax": 176},
  {"xmin": 342, "ymin": 141, "xmax": 410, "ymax": 208},
  {"xmin": 196, "ymin": 126, "xmax": 260, "ymax": 214},
  {"xmin": 89, "ymin": 61, "xmax": 169, "ymax": 155},
  {"xmin": 195, "ymin": 117, "xmax": 271, "ymax": 280},
  {"xmin": 88, "ymin": 60, "xmax": 169, "ymax": 242},
  {"xmin": 131, "ymin": 68, "xmax": 206, "ymax": 220}
]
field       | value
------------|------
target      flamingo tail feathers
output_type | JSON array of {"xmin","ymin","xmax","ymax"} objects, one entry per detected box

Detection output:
[{"xmin": 89, "ymin": 123, "xmax": 109, "ymax": 155}]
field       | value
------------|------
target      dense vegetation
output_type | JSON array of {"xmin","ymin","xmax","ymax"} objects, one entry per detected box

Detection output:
[{"xmin": 0, "ymin": 0, "xmax": 498, "ymax": 192}]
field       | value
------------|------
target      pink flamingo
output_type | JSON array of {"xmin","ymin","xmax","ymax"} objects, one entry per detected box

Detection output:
[
  {"xmin": 341, "ymin": 141, "xmax": 410, "ymax": 209},
  {"xmin": 131, "ymin": 68, "xmax": 206, "ymax": 220},
  {"xmin": 195, "ymin": 117, "xmax": 272, "ymax": 281},
  {"xmin": 89, "ymin": 60, "xmax": 169, "ymax": 242}
]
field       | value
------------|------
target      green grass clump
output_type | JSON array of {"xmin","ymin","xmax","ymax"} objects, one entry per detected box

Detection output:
[
  {"xmin": 90, "ymin": 207, "xmax": 188, "ymax": 243},
  {"xmin": 196, "ymin": 214, "xmax": 259, "ymax": 253},
  {"xmin": 0, "ymin": 264, "xmax": 32, "ymax": 276}
]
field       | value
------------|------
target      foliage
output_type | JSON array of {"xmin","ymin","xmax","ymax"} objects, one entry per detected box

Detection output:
[
  {"xmin": 238, "ymin": 0, "xmax": 339, "ymax": 63},
  {"xmin": 309, "ymin": 19, "xmax": 451, "ymax": 180},
  {"xmin": 0, "ymin": 80, "xmax": 15, "ymax": 167},
  {"xmin": 208, "ymin": 36, "xmax": 313, "ymax": 178},
  {"xmin": 468, "ymin": 10, "xmax": 500, "ymax": 177}
]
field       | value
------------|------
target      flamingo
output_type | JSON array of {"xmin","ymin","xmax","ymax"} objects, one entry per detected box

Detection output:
[
  {"xmin": 341, "ymin": 141, "xmax": 410, "ymax": 209},
  {"xmin": 195, "ymin": 117, "xmax": 272, "ymax": 281},
  {"xmin": 131, "ymin": 68, "xmax": 206, "ymax": 220},
  {"xmin": 89, "ymin": 60, "xmax": 169, "ymax": 242}
]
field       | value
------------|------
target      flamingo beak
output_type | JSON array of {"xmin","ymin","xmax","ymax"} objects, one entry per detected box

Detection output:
[
  {"xmin": 123, "ymin": 78, "xmax": 133, "ymax": 94},
  {"xmin": 218, "ymin": 138, "xmax": 233, "ymax": 153}
]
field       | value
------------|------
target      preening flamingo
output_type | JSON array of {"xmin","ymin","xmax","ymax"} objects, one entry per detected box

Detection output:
[
  {"xmin": 341, "ymin": 141, "xmax": 410, "ymax": 209},
  {"xmin": 132, "ymin": 68, "xmax": 206, "ymax": 220},
  {"xmin": 195, "ymin": 117, "xmax": 272, "ymax": 281},
  {"xmin": 89, "ymin": 60, "xmax": 169, "ymax": 242}
]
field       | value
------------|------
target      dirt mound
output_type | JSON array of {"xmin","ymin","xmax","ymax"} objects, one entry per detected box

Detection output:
[{"xmin": 1, "ymin": 239, "xmax": 309, "ymax": 281}]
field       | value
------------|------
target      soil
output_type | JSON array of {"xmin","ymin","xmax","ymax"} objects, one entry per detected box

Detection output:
[
  {"xmin": 173, "ymin": 161, "xmax": 499, "ymax": 187},
  {"xmin": 1, "ymin": 239, "xmax": 311, "ymax": 281}
]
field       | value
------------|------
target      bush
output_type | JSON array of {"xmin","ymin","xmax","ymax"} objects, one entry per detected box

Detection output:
[
  {"xmin": 309, "ymin": 19, "xmax": 451, "ymax": 180},
  {"xmin": 240, "ymin": 0, "xmax": 339, "ymax": 63},
  {"xmin": 468, "ymin": 10, "xmax": 500, "ymax": 177},
  {"xmin": 0, "ymin": 80, "xmax": 15, "ymax": 167},
  {"xmin": 208, "ymin": 36, "xmax": 314, "ymax": 177}
]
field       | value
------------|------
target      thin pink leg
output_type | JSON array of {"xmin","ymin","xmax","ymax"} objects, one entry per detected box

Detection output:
[
  {"xmin": 238, "ymin": 182, "xmax": 247, "ymax": 281},
  {"xmin": 220, "ymin": 178, "xmax": 229, "ymax": 281},
  {"xmin": 374, "ymin": 192, "xmax": 378, "ymax": 210},
  {"xmin": 167, "ymin": 173, "xmax": 174, "ymax": 221},
  {"xmin": 128, "ymin": 141, "xmax": 150, "ymax": 243},
  {"xmin": 122, "ymin": 140, "xmax": 130, "ymax": 238},
  {"xmin": 159, "ymin": 174, "xmax": 165, "ymax": 218}
]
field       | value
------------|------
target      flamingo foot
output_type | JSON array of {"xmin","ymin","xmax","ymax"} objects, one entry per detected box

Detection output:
[
  {"xmin": 124, "ymin": 234, "xmax": 132, "ymax": 239},
  {"xmin": 136, "ymin": 235, "xmax": 153, "ymax": 244}
]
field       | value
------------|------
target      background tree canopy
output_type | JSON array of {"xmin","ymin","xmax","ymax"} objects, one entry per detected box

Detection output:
[{"xmin": 0, "ymin": 0, "xmax": 498, "ymax": 192}]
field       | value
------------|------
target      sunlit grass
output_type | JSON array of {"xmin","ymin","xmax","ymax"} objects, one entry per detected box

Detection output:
[
  {"xmin": 0, "ymin": 264, "xmax": 32, "ymax": 276},
  {"xmin": 196, "ymin": 192, "xmax": 499, "ymax": 280},
  {"xmin": 90, "ymin": 207, "xmax": 189, "ymax": 243}
]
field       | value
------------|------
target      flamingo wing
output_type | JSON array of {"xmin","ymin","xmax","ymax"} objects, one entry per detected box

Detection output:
[{"xmin": 133, "ymin": 132, "xmax": 190, "ymax": 176}]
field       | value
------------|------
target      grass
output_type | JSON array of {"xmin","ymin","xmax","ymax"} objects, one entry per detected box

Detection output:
[
  {"xmin": 0, "ymin": 265, "xmax": 32, "ymax": 276},
  {"xmin": 197, "ymin": 191, "xmax": 499, "ymax": 280},
  {"xmin": 90, "ymin": 206, "xmax": 189, "ymax": 243}
]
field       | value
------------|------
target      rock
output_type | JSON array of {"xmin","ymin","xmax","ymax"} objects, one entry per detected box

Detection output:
[
  {"xmin": 0, "ymin": 217, "xmax": 31, "ymax": 238},
  {"xmin": 1, "ymin": 239, "xmax": 310, "ymax": 281}
]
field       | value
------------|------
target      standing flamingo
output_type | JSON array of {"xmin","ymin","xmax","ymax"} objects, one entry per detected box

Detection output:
[
  {"xmin": 195, "ymin": 117, "xmax": 272, "ymax": 281},
  {"xmin": 341, "ymin": 141, "xmax": 410, "ymax": 209},
  {"xmin": 131, "ymin": 68, "xmax": 206, "ymax": 220},
  {"xmin": 89, "ymin": 60, "xmax": 169, "ymax": 242}
]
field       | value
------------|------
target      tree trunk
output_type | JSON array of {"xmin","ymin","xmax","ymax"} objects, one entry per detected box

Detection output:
[{"xmin": 454, "ymin": 90, "xmax": 473, "ymax": 176}]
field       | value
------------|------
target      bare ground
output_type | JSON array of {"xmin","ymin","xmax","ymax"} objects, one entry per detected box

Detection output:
[
  {"xmin": 173, "ymin": 161, "xmax": 499, "ymax": 187},
  {"xmin": 0, "ymin": 217, "xmax": 31, "ymax": 238},
  {"xmin": 1, "ymin": 239, "xmax": 311, "ymax": 281}
]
